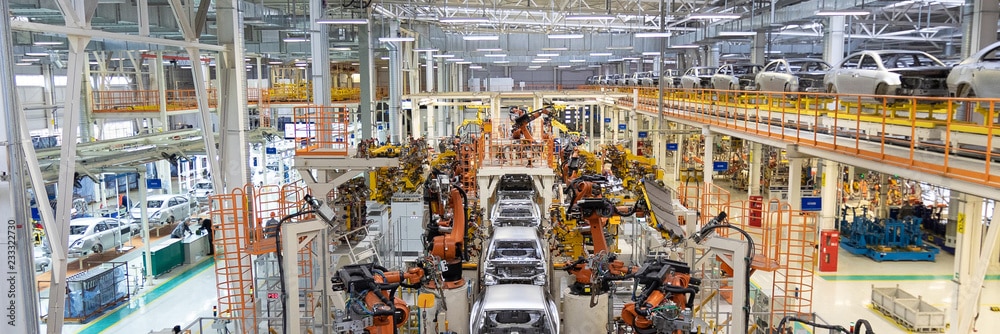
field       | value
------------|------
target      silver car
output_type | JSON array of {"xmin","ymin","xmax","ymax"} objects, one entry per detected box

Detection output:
[
  {"xmin": 824, "ymin": 50, "xmax": 951, "ymax": 97},
  {"xmin": 661, "ymin": 69, "xmax": 682, "ymax": 88},
  {"xmin": 481, "ymin": 226, "xmax": 548, "ymax": 286},
  {"xmin": 947, "ymin": 41, "xmax": 1000, "ymax": 98},
  {"xmin": 47, "ymin": 217, "xmax": 129, "ymax": 256},
  {"xmin": 189, "ymin": 180, "xmax": 214, "ymax": 204},
  {"xmin": 129, "ymin": 194, "xmax": 195, "ymax": 225},
  {"xmin": 470, "ymin": 284, "xmax": 560, "ymax": 334},
  {"xmin": 755, "ymin": 58, "xmax": 831, "ymax": 92},
  {"xmin": 711, "ymin": 63, "xmax": 763, "ymax": 90},
  {"xmin": 679, "ymin": 67, "xmax": 717, "ymax": 89}
]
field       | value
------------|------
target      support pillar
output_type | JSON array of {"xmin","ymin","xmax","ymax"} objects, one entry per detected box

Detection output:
[
  {"xmin": 953, "ymin": 194, "xmax": 993, "ymax": 334},
  {"xmin": 427, "ymin": 105, "xmax": 436, "ymax": 145},
  {"xmin": 216, "ymin": 0, "xmax": 249, "ymax": 190},
  {"xmin": 961, "ymin": 0, "xmax": 1000, "ymax": 58},
  {"xmin": 310, "ymin": 0, "xmax": 330, "ymax": 106},
  {"xmin": 385, "ymin": 21, "xmax": 403, "ymax": 144},
  {"xmin": 630, "ymin": 90, "xmax": 638, "ymax": 153},
  {"xmin": 749, "ymin": 142, "xmax": 762, "ymax": 196},
  {"xmin": 823, "ymin": 16, "xmax": 846, "ymax": 66},
  {"xmin": 359, "ymin": 22, "xmax": 374, "ymax": 140},
  {"xmin": 820, "ymin": 161, "xmax": 839, "ymax": 230},
  {"xmin": 708, "ymin": 43, "xmax": 721, "ymax": 68},
  {"xmin": 751, "ymin": 32, "xmax": 767, "ymax": 65},
  {"xmin": 703, "ymin": 127, "xmax": 714, "ymax": 185},
  {"xmin": 425, "ymin": 51, "xmax": 435, "ymax": 92},
  {"xmin": 788, "ymin": 157, "xmax": 802, "ymax": 210}
]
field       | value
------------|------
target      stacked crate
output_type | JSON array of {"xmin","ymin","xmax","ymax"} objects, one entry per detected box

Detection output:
[{"xmin": 64, "ymin": 262, "xmax": 129, "ymax": 323}]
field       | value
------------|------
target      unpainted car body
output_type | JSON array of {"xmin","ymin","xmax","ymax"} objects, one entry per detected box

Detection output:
[
  {"xmin": 129, "ymin": 194, "xmax": 195, "ymax": 225},
  {"xmin": 46, "ymin": 217, "xmax": 129, "ymax": 257},
  {"xmin": 636, "ymin": 71, "xmax": 657, "ymax": 86},
  {"xmin": 481, "ymin": 226, "xmax": 548, "ymax": 286},
  {"xmin": 491, "ymin": 193, "xmax": 541, "ymax": 228},
  {"xmin": 660, "ymin": 69, "xmax": 682, "ymax": 88},
  {"xmin": 755, "ymin": 59, "xmax": 831, "ymax": 92},
  {"xmin": 948, "ymin": 41, "xmax": 1000, "ymax": 98},
  {"xmin": 679, "ymin": 67, "xmax": 717, "ymax": 89},
  {"xmin": 470, "ymin": 284, "xmax": 560, "ymax": 334},
  {"xmin": 824, "ymin": 50, "xmax": 950, "ymax": 98},
  {"xmin": 711, "ymin": 63, "xmax": 763, "ymax": 90},
  {"xmin": 190, "ymin": 180, "xmax": 214, "ymax": 203}
]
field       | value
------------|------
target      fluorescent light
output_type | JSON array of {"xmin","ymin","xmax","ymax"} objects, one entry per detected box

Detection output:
[
  {"xmin": 20, "ymin": 58, "xmax": 40, "ymax": 62},
  {"xmin": 642, "ymin": 52, "xmax": 661, "ymax": 56},
  {"xmin": 463, "ymin": 35, "xmax": 499, "ymax": 41},
  {"xmin": 623, "ymin": 57, "xmax": 640, "ymax": 60},
  {"xmin": 670, "ymin": 44, "xmax": 700, "ymax": 49},
  {"xmin": 283, "ymin": 38, "xmax": 308, "ymax": 42},
  {"xmin": 469, "ymin": 65, "xmax": 483, "ymax": 69},
  {"xmin": 815, "ymin": 10, "xmax": 871, "ymax": 16},
  {"xmin": 476, "ymin": 48, "xmax": 503, "ymax": 52},
  {"xmin": 268, "ymin": 61, "xmax": 283, "ymax": 64},
  {"xmin": 15, "ymin": 63, "xmax": 32, "ymax": 66},
  {"xmin": 565, "ymin": 15, "xmax": 615, "ymax": 20},
  {"xmin": 456, "ymin": 61, "xmax": 472, "ymax": 64},
  {"xmin": 484, "ymin": 54, "xmax": 507, "ymax": 57},
  {"xmin": 589, "ymin": 52, "xmax": 613, "ymax": 56},
  {"xmin": 33, "ymin": 41, "xmax": 63, "ymax": 46},
  {"xmin": 433, "ymin": 54, "xmax": 455, "ymax": 58},
  {"xmin": 316, "ymin": 19, "xmax": 369, "ymax": 24},
  {"xmin": 542, "ymin": 47, "xmax": 568, "ymax": 51},
  {"xmin": 295, "ymin": 63, "xmax": 308, "ymax": 67},
  {"xmin": 548, "ymin": 34, "xmax": 584, "ymax": 39},
  {"xmin": 718, "ymin": 31, "xmax": 757, "ymax": 37},
  {"xmin": 89, "ymin": 61, "xmax": 99, "ymax": 65},
  {"xmin": 380, "ymin": 57, "xmax": 390, "ymax": 60},
  {"xmin": 588, "ymin": 65, "xmax": 601, "ymax": 67},
  {"xmin": 440, "ymin": 17, "xmax": 490, "ymax": 23},
  {"xmin": 569, "ymin": 59, "xmax": 586, "ymax": 63},
  {"xmin": 531, "ymin": 60, "xmax": 550, "ymax": 63},
  {"xmin": 537, "ymin": 53, "xmax": 559, "ymax": 57},
  {"xmin": 180, "ymin": 65, "xmax": 192, "ymax": 69},
  {"xmin": 635, "ymin": 32, "xmax": 671, "ymax": 38},
  {"xmin": 329, "ymin": 47, "xmax": 352, "ymax": 51},
  {"xmin": 445, "ymin": 58, "xmax": 466, "ymax": 62},
  {"xmin": 558, "ymin": 65, "xmax": 571, "ymax": 68},
  {"xmin": 688, "ymin": 13, "xmax": 742, "ymax": 20},
  {"xmin": 413, "ymin": 48, "xmax": 439, "ymax": 52},
  {"xmin": 494, "ymin": 60, "xmax": 510, "ymax": 64},
  {"xmin": 25, "ymin": 52, "xmax": 49, "ymax": 57},
  {"xmin": 606, "ymin": 46, "xmax": 633, "ymax": 50},
  {"xmin": 380, "ymin": 37, "xmax": 415, "ymax": 42}
]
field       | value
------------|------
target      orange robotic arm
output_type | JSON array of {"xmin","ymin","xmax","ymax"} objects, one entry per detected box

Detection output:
[{"xmin": 620, "ymin": 258, "xmax": 699, "ymax": 333}]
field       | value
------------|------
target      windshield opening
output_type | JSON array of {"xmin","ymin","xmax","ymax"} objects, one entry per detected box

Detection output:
[{"xmin": 69, "ymin": 225, "xmax": 88, "ymax": 235}]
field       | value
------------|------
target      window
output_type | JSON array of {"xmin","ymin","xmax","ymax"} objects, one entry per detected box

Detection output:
[
  {"xmin": 95, "ymin": 223, "xmax": 108, "ymax": 232},
  {"xmin": 840, "ymin": 55, "xmax": 862, "ymax": 69},
  {"xmin": 859, "ymin": 55, "xmax": 879, "ymax": 70},
  {"xmin": 69, "ymin": 225, "xmax": 89, "ymax": 235},
  {"xmin": 983, "ymin": 46, "xmax": 1000, "ymax": 62}
]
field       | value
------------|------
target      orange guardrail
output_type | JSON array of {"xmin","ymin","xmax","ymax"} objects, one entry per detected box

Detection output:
[
  {"xmin": 481, "ymin": 139, "xmax": 553, "ymax": 168},
  {"xmin": 617, "ymin": 87, "xmax": 999, "ymax": 189},
  {"xmin": 292, "ymin": 106, "xmax": 350, "ymax": 156},
  {"xmin": 91, "ymin": 89, "xmax": 218, "ymax": 113}
]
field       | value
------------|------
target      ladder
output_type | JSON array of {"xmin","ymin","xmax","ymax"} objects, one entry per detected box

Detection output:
[{"xmin": 339, "ymin": 225, "xmax": 381, "ymax": 265}]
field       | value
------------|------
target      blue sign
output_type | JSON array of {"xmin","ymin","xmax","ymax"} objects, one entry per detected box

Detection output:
[
  {"xmin": 801, "ymin": 197, "xmax": 822, "ymax": 211},
  {"xmin": 253, "ymin": 157, "xmax": 258, "ymax": 167},
  {"xmin": 266, "ymin": 147, "xmax": 277, "ymax": 154},
  {"xmin": 350, "ymin": 134, "xmax": 355, "ymax": 139},
  {"xmin": 638, "ymin": 131, "xmax": 648, "ymax": 138},
  {"xmin": 618, "ymin": 124, "xmax": 627, "ymax": 130},
  {"xmin": 666, "ymin": 143, "xmax": 678, "ymax": 151},
  {"xmin": 146, "ymin": 179, "xmax": 162, "ymax": 190},
  {"xmin": 604, "ymin": 118, "xmax": 612, "ymax": 123},
  {"xmin": 712, "ymin": 161, "xmax": 729, "ymax": 172},
  {"xmin": 377, "ymin": 125, "xmax": 384, "ymax": 130}
]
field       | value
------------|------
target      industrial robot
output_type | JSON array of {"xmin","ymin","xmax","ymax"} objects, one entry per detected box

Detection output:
[
  {"xmin": 422, "ymin": 168, "xmax": 469, "ymax": 289},
  {"xmin": 330, "ymin": 263, "xmax": 426, "ymax": 334},
  {"xmin": 620, "ymin": 258, "xmax": 700, "ymax": 334},
  {"xmin": 510, "ymin": 105, "xmax": 554, "ymax": 142}
]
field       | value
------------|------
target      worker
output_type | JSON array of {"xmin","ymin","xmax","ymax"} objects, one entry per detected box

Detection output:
[
  {"xmin": 200, "ymin": 218, "xmax": 214, "ymax": 255},
  {"xmin": 264, "ymin": 212, "xmax": 279, "ymax": 238},
  {"xmin": 170, "ymin": 219, "xmax": 192, "ymax": 239}
]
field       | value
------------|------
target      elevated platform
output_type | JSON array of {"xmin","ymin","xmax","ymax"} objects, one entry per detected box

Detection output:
[{"xmin": 294, "ymin": 150, "xmax": 398, "ymax": 197}]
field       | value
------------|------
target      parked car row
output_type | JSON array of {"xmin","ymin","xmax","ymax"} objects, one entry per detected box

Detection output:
[
  {"xmin": 471, "ymin": 173, "xmax": 559, "ymax": 334},
  {"xmin": 584, "ymin": 43, "xmax": 1000, "ymax": 101}
]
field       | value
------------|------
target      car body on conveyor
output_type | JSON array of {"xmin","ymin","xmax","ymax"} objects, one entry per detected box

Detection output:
[
  {"xmin": 470, "ymin": 284, "xmax": 560, "ymax": 334},
  {"xmin": 481, "ymin": 226, "xmax": 548, "ymax": 286},
  {"xmin": 711, "ymin": 63, "xmax": 763, "ymax": 91},
  {"xmin": 824, "ymin": 50, "xmax": 951, "ymax": 98},
  {"xmin": 680, "ymin": 66, "xmax": 717, "ymax": 89},
  {"xmin": 756, "ymin": 58, "xmax": 831, "ymax": 92},
  {"xmin": 491, "ymin": 193, "xmax": 541, "ymax": 228},
  {"xmin": 948, "ymin": 40, "xmax": 1000, "ymax": 98}
]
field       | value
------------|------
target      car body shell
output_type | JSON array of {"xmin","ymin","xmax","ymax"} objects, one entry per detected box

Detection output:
[
  {"xmin": 947, "ymin": 40, "xmax": 1000, "ymax": 98},
  {"xmin": 190, "ymin": 180, "xmax": 214, "ymax": 203},
  {"xmin": 129, "ymin": 194, "xmax": 195, "ymax": 225},
  {"xmin": 491, "ymin": 193, "xmax": 541, "ymax": 228},
  {"xmin": 824, "ymin": 50, "xmax": 951, "ymax": 98},
  {"xmin": 481, "ymin": 226, "xmax": 548, "ymax": 286},
  {"xmin": 470, "ymin": 284, "xmax": 560, "ymax": 334},
  {"xmin": 711, "ymin": 64, "xmax": 763, "ymax": 90},
  {"xmin": 660, "ymin": 69, "xmax": 682, "ymax": 88},
  {"xmin": 60, "ymin": 217, "xmax": 128, "ymax": 257},
  {"xmin": 755, "ymin": 58, "xmax": 831, "ymax": 92},
  {"xmin": 680, "ymin": 67, "xmax": 717, "ymax": 89}
]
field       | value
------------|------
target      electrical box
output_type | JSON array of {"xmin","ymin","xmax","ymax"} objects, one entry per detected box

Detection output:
[
  {"xmin": 819, "ymin": 229, "xmax": 839, "ymax": 272},
  {"xmin": 748, "ymin": 195, "xmax": 763, "ymax": 227}
]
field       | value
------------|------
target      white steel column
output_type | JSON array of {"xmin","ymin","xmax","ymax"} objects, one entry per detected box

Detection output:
[
  {"xmin": 788, "ymin": 158, "xmax": 802, "ymax": 210},
  {"xmin": 820, "ymin": 161, "xmax": 839, "ymax": 229},
  {"xmin": 703, "ymin": 127, "xmax": 714, "ymax": 185},
  {"xmin": 630, "ymin": 90, "xmax": 638, "ymax": 153},
  {"xmin": 427, "ymin": 104, "xmax": 436, "ymax": 145},
  {"xmin": 215, "ymin": 0, "xmax": 249, "ymax": 190},
  {"xmin": 358, "ymin": 22, "xmax": 374, "ymax": 139},
  {"xmin": 751, "ymin": 32, "xmax": 767, "ymax": 65},
  {"xmin": 155, "ymin": 52, "xmax": 167, "ymax": 131},
  {"xmin": 823, "ymin": 16, "xmax": 846, "ymax": 66},
  {"xmin": 0, "ymin": 1, "xmax": 40, "ymax": 330},
  {"xmin": 749, "ymin": 142, "xmax": 762, "ymax": 196},
  {"xmin": 425, "ymin": 51, "xmax": 435, "ymax": 92},
  {"xmin": 954, "ymin": 194, "xmax": 992, "ymax": 334},
  {"xmin": 310, "ymin": 0, "xmax": 330, "ymax": 106},
  {"xmin": 961, "ymin": 0, "xmax": 1000, "ymax": 58}
]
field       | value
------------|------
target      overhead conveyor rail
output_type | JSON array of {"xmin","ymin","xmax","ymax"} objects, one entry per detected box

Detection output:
[{"xmin": 595, "ymin": 86, "xmax": 1000, "ymax": 198}]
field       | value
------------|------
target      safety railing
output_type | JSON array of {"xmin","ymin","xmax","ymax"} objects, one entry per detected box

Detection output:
[
  {"xmin": 246, "ymin": 88, "xmax": 264, "ymax": 103},
  {"xmin": 208, "ymin": 188, "xmax": 257, "ymax": 334},
  {"xmin": 91, "ymin": 89, "xmax": 219, "ymax": 113},
  {"xmin": 481, "ymin": 138, "xmax": 553, "ymax": 168},
  {"xmin": 331, "ymin": 87, "xmax": 361, "ymax": 102},
  {"xmin": 268, "ymin": 83, "xmax": 312, "ymax": 103},
  {"xmin": 292, "ymin": 106, "xmax": 350, "ymax": 156},
  {"xmin": 620, "ymin": 87, "xmax": 1000, "ymax": 190}
]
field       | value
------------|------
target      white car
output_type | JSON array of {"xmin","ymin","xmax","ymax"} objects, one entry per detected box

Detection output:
[
  {"xmin": 711, "ymin": 63, "xmax": 763, "ymax": 90},
  {"xmin": 679, "ymin": 67, "xmax": 717, "ymax": 89},
  {"xmin": 129, "ymin": 194, "xmax": 195, "ymax": 225},
  {"xmin": 755, "ymin": 58, "xmax": 831, "ymax": 92},
  {"xmin": 824, "ymin": 50, "xmax": 951, "ymax": 98},
  {"xmin": 42, "ymin": 217, "xmax": 129, "ymax": 256},
  {"xmin": 189, "ymin": 180, "xmax": 214, "ymax": 203},
  {"xmin": 947, "ymin": 41, "xmax": 1000, "ymax": 98},
  {"xmin": 481, "ymin": 226, "xmax": 548, "ymax": 286},
  {"xmin": 469, "ymin": 284, "xmax": 560, "ymax": 334}
]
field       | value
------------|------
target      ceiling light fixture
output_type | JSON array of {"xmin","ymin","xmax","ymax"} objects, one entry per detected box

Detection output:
[
  {"xmin": 542, "ymin": 47, "xmax": 568, "ymax": 51},
  {"xmin": 622, "ymin": 57, "xmax": 640, "ymax": 60},
  {"xmin": 283, "ymin": 38, "xmax": 308, "ymax": 42},
  {"xmin": 718, "ymin": 31, "xmax": 757, "ymax": 37},
  {"xmin": 531, "ymin": 59, "xmax": 550, "ymax": 63},
  {"xmin": 456, "ymin": 61, "xmax": 472, "ymax": 64},
  {"xmin": 688, "ymin": 13, "xmax": 742, "ymax": 20},
  {"xmin": 476, "ymin": 48, "xmax": 503, "ymax": 52},
  {"xmin": 537, "ymin": 53, "xmax": 559, "ymax": 57},
  {"xmin": 484, "ymin": 54, "xmax": 507, "ymax": 57},
  {"xmin": 268, "ymin": 61, "xmax": 283, "ymax": 64},
  {"xmin": 15, "ymin": 62, "xmax": 33, "ymax": 66},
  {"xmin": 635, "ymin": 32, "xmax": 671, "ymax": 38},
  {"xmin": 20, "ymin": 58, "xmax": 40, "ymax": 62},
  {"xmin": 548, "ymin": 34, "xmax": 584, "ymax": 39},
  {"xmin": 329, "ymin": 47, "xmax": 352, "ymax": 51},
  {"xmin": 569, "ymin": 59, "xmax": 586, "ymax": 63},
  {"xmin": 445, "ymin": 58, "xmax": 466, "ymax": 62},
  {"xmin": 33, "ymin": 41, "xmax": 63, "ymax": 46},
  {"xmin": 433, "ymin": 54, "xmax": 455, "ymax": 58},
  {"xmin": 606, "ymin": 46, "xmax": 633, "ymax": 50},
  {"xmin": 379, "ymin": 37, "xmax": 415, "ymax": 42},
  {"xmin": 589, "ymin": 52, "xmax": 613, "ymax": 56},
  {"xmin": 642, "ymin": 52, "xmax": 661, "ymax": 56},
  {"xmin": 587, "ymin": 64, "xmax": 601, "ymax": 67},
  {"xmin": 565, "ymin": 15, "xmax": 615, "ymax": 20},
  {"xmin": 558, "ymin": 65, "xmax": 571, "ymax": 68},
  {"xmin": 25, "ymin": 52, "xmax": 49, "ymax": 57},
  {"xmin": 815, "ymin": 10, "xmax": 871, "ymax": 16},
  {"xmin": 670, "ymin": 44, "xmax": 700, "ymax": 49},
  {"xmin": 316, "ymin": 19, "xmax": 369, "ymax": 24},
  {"xmin": 469, "ymin": 65, "xmax": 483, "ymax": 69},
  {"xmin": 440, "ymin": 17, "xmax": 490, "ymax": 23},
  {"xmin": 413, "ymin": 48, "xmax": 439, "ymax": 52},
  {"xmin": 494, "ymin": 60, "xmax": 510, "ymax": 64},
  {"xmin": 463, "ymin": 35, "xmax": 500, "ymax": 41}
]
